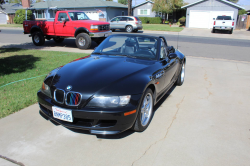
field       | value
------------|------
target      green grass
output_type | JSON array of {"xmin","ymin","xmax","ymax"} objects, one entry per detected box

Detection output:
[
  {"xmin": 0, "ymin": 24, "xmax": 23, "ymax": 28},
  {"xmin": 0, "ymin": 48, "xmax": 89, "ymax": 119},
  {"xmin": 143, "ymin": 24, "xmax": 184, "ymax": 32}
]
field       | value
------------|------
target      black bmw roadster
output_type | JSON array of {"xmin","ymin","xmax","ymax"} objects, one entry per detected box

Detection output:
[{"xmin": 38, "ymin": 34, "xmax": 186, "ymax": 135}]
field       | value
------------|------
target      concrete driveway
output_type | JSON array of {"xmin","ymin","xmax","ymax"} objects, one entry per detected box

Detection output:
[{"xmin": 0, "ymin": 56, "xmax": 250, "ymax": 166}]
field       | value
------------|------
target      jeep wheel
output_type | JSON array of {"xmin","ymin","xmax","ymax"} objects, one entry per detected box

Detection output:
[
  {"xmin": 75, "ymin": 33, "xmax": 91, "ymax": 49},
  {"xmin": 32, "ymin": 32, "xmax": 45, "ymax": 46}
]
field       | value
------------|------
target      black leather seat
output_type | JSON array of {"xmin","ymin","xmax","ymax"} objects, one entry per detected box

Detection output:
[{"xmin": 121, "ymin": 39, "xmax": 138, "ymax": 54}]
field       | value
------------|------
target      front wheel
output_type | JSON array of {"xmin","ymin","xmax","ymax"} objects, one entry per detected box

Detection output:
[
  {"xmin": 126, "ymin": 25, "xmax": 133, "ymax": 33},
  {"xmin": 175, "ymin": 62, "xmax": 185, "ymax": 86},
  {"xmin": 75, "ymin": 33, "xmax": 91, "ymax": 49},
  {"xmin": 53, "ymin": 37, "xmax": 64, "ymax": 43},
  {"xmin": 32, "ymin": 31, "xmax": 45, "ymax": 46},
  {"xmin": 132, "ymin": 88, "xmax": 154, "ymax": 132}
]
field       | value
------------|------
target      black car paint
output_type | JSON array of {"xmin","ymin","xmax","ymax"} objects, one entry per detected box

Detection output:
[{"xmin": 38, "ymin": 35, "xmax": 185, "ymax": 134}]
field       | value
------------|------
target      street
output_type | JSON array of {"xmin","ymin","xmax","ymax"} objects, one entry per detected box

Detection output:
[{"xmin": 1, "ymin": 28, "xmax": 250, "ymax": 61}]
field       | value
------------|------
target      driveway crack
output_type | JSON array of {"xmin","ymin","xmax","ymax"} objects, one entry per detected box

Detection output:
[
  {"xmin": 0, "ymin": 154, "xmax": 25, "ymax": 166},
  {"xmin": 131, "ymin": 96, "xmax": 185, "ymax": 166}
]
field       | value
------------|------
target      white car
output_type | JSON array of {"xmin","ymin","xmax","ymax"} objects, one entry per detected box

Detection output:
[{"xmin": 212, "ymin": 15, "xmax": 234, "ymax": 34}]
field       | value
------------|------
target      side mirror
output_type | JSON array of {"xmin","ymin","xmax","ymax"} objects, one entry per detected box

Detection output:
[
  {"xmin": 61, "ymin": 18, "xmax": 66, "ymax": 23},
  {"xmin": 168, "ymin": 53, "xmax": 177, "ymax": 59}
]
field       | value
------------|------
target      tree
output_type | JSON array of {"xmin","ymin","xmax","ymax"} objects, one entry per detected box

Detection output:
[
  {"xmin": 106, "ymin": 0, "xmax": 113, "ymax": 1},
  {"xmin": 238, "ymin": 9, "xmax": 247, "ymax": 15},
  {"xmin": 0, "ymin": 0, "xmax": 4, "ymax": 10},
  {"xmin": 227, "ymin": 0, "xmax": 239, "ymax": 3},
  {"xmin": 118, "ymin": 0, "xmax": 127, "ymax": 5},
  {"xmin": 128, "ymin": 0, "xmax": 132, "ymax": 16},
  {"xmin": 14, "ymin": 9, "xmax": 33, "ymax": 24},
  {"xmin": 152, "ymin": 0, "xmax": 184, "ymax": 21},
  {"xmin": 8, "ymin": 0, "xmax": 22, "ymax": 3}
]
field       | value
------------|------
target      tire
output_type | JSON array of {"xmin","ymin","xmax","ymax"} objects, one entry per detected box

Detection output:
[
  {"xmin": 75, "ymin": 33, "xmax": 91, "ymax": 49},
  {"xmin": 133, "ymin": 29, "xmax": 138, "ymax": 32},
  {"xmin": 125, "ymin": 25, "xmax": 133, "ymax": 33},
  {"xmin": 230, "ymin": 28, "xmax": 233, "ymax": 34},
  {"xmin": 111, "ymin": 29, "xmax": 115, "ymax": 32},
  {"xmin": 32, "ymin": 31, "xmax": 45, "ymax": 46},
  {"xmin": 175, "ymin": 62, "xmax": 185, "ymax": 86},
  {"xmin": 132, "ymin": 88, "xmax": 154, "ymax": 132},
  {"xmin": 212, "ymin": 28, "xmax": 215, "ymax": 33},
  {"xmin": 53, "ymin": 37, "xmax": 64, "ymax": 43}
]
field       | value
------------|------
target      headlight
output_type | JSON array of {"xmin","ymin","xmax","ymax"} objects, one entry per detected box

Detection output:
[
  {"xmin": 41, "ymin": 82, "xmax": 52, "ymax": 98},
  {"xmin": 90, "ymin": 25, "xmax": 98, "ymax": 31},
  {"xmin": 87, "ymin": 95, "xmax": 131, "ymax": 108}
]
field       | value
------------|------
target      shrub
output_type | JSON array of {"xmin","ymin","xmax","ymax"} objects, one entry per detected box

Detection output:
[
  {"xmin": 238, "ymin": 9, "xmax": 247, "ymax": 15},
  {"xmin": 178, "ymin": 16, "xmax": 186, "ymax": 23},
  {"xmin": 14, "ymin": 9, "xmax": 33, "ymax": 24},
  {"xmin": 168, "ymin": 19, "xmax": 173, "ymax": 23},
  {"xmin": 139, "ymin": 17, "xmax": 162, "ymax": 24}
]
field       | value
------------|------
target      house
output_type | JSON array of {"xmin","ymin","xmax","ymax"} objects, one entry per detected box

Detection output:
[
  {"xmin": 132, "ymin": 0, "xmax": 185, "ymax": 23},
  {"xmin": 21, "ymin": 0, "xmax": 128, "ymax": 22},
  {"xmin": 0, "ymin": 3, "xmax": 22, "ymax": 24},
  {"xmin": 181, "ymin": 0, "xmax": 245, "ymax": 29}
]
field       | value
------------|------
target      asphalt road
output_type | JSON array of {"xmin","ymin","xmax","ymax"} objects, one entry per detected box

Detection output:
[{"xmin": 0, "ymin": 28, "xmax": 250, "ymax": 61}]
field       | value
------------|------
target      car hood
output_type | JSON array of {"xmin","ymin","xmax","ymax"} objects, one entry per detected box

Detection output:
[{"xmin": 51, "ymin": 55, "xmax": 155, "ymax": 97}]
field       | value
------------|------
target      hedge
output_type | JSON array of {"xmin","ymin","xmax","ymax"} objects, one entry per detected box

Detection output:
[
  {"xmin": 138, "ymin": 17, "xmax": 162, "ymax": 24},
  {"xmin": 14, "ymin": 9, "xmax": 33, "ymax": 24}
]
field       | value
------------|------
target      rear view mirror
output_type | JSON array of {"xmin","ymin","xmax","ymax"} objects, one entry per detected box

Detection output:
[{"xmin": 168, "ymin": 53, "xmax": 177, "ymax": 59}]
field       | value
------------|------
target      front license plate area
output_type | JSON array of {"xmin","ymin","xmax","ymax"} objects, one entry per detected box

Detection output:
[{"xmin": 52, "ymin": 106, "xmax": 73, "ymax": 122}]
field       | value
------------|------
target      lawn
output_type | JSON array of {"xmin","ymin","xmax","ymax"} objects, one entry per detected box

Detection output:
[
  {"xmin": 0, "ymin": 24, "xmax": 23, "ymax": 28},
  {"xmin": 0, "ymin": 48, "xmax": 89, "ymax": 119},
  {"xmin": 142, "ymin": 24, "xmax": 184, "ymax": 32}
]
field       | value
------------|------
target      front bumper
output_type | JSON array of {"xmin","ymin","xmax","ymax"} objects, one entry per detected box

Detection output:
[
  {"xmin": 37, "ymin": 91, "xmax": 141, "ymax": 135},
  {"xmin": 89, "ymin": 30, "xmax": 112, "ymax": 38},
  {"xmin": 213, "ymin": 26, "xmax": 233, "ymax": 30}
]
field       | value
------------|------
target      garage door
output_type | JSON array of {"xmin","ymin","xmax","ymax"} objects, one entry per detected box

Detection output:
[
  {"xmin": 0, "ymin": 12, "xmax": 7, "ymax": 24},
  {"xmin": 189, "ymin": 10, "xmax": 234, "ymax": 29},
  {"xmin": 189, "ymin": 11, "xmax": 210, "ymax": 28}
]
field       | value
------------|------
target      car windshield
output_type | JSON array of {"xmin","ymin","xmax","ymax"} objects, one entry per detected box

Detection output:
[
  {"xmin": 93, "ymin": 35, "xmax": 158, "ymax": 60},
  {"xmin": 216, "ymin": 16, "xmax": 232, "ymax": 20},
  {"xmin": 68, "ymin": 12, "xmax": 90, "ymax": 20}
]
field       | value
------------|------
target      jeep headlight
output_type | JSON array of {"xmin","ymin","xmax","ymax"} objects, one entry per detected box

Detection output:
[
  {"xmin": 41, "ymin": 82, "xmax": 52, "ymax": 98},
  {"xmin": 90, "ymin": 25, "xmax": 98, "ymax": 31},
  {"xmin": 87, "ymin": 95, "xmax": 131, "ymax": 108}
]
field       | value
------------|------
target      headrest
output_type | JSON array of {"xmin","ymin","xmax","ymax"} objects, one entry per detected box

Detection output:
[{"xmin": 125, "ymin": 38, "xmax": 136, "ymax": 47}]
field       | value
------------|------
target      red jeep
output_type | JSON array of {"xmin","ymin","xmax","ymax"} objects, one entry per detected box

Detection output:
[{"xmin": 23, "ymin": 10, "xmax": 112, "ymax": 49}]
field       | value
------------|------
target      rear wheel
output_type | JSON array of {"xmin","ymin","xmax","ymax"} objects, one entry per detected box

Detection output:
[
  {"xmin": 32, "ymin": 31, "xmax": 45, "ymax": 46},
  {"xmin": 212, "ymin": 28, "xmax": 215, "ymax": 33},
  {"xmin": 132, "ymin": 88, "xmax": 154, "ymax": 132},
  {"xmin": 53, "ymin": 37, "xmax": 64, "ymax": 43},
  {"xmin": 175, "ymin": 62, "xmax": 185, "ymax": 86},
  {"xmin": 125, "ymin": 25, "xmax": 133, "ymax": 33},
  {"xmin": 75, "ymin": 33, "xmax": 91, "ymax": 49},
  {"xmin": 230, "ymin": 28, "xmax": 233, "ymax": 34}
]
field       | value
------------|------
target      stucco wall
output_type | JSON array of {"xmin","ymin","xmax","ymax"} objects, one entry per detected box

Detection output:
[
  {"xmin": 133, "ymin": 2, "xmax": 156, "ymax": 18},
  {"xmin": 185, "ymin": 0, "xmax": 239, "ymax": 29}
]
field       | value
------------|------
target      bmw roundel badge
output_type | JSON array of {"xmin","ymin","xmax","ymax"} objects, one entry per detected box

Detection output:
[{"xmin": 66, "ymin": 85, "xmax": 72, "ymax": 91}]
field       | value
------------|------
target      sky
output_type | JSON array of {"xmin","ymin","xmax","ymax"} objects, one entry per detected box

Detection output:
[{"xmin": 113, "ymin": 0, "xmax": 250, "ymax": 6}]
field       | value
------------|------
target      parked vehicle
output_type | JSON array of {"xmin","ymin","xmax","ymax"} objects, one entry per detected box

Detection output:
[
  {"xmin": 212, "ymin": 15, "xmax": 234, "ymax": 34},
  {"xmin": 109, "ymin": 16, "xmax": 143, "ymax": 33},
  {"xmin": 37, "ymin": 34, "xmax": 186, "ymax": 135},
  {"xmin": 23, "ymin": 10, "xmax": 112, "ymax": 49}
]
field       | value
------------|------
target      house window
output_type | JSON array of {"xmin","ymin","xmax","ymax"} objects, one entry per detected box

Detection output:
[
  {"xmin": 35, "ymin": 10, "xmax": 45, "ymax": 18},
  {"xmin": 122, "ymin": 11, "xmax": 124, "ymax": 16},
  {"xmin": 140, "ymin": 9, "xmax": 148, "ymax": 15}
]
